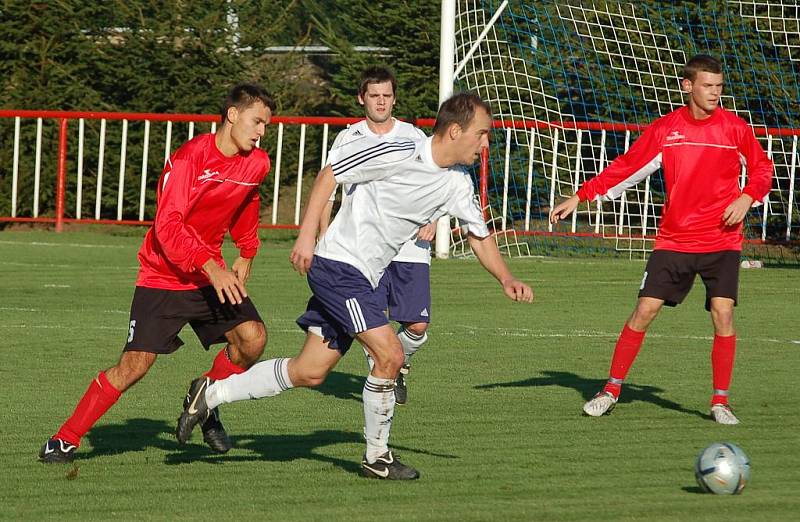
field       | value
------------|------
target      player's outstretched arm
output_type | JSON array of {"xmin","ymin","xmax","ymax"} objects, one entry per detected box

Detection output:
[
  {"xmin": 291, "ymin": 165, "xmax": 337, "ymax": 275},
  {"xmin": 467, "ymin": 233, "xmax": 533, "ymax": 303},
  {"xmin": 549, "ymin": 195, "xmax": 580, "ymax": 224}
]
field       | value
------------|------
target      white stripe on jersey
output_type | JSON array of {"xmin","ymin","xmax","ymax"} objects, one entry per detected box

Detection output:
[
  {"xmin": 333, "ymin": 140, "xmax": 417, "ymax": 177},
  {"xmin": 662, "ymin": 141, "xmax": 737, "ymax": 150},
  {"xmin": 345, "ymin": 298, "xmax": 367, "ymax": 332},
  {"xmin": 601, "ymin": 152, "xmax": 663, "ymax": 201}
]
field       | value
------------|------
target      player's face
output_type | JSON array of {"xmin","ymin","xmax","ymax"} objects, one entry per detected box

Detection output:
[
  {"xmin": 230, "ymin": 101, "xmax": 271, "ymax": 152},
  {"xmin": 456, "ymin": 107, "xmax": 492, "ymax": 165},
  {"xmin": 359, "ymin": 81, "xmax": 396, "ymax": 125},
  {"xmin": 683, "ymin": 71, "xmax": 723, "ymax": 117}
]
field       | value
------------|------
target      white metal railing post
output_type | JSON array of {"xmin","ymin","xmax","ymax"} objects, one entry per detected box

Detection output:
[
  {"xmin": 762, "ymin": 135, "xmax": 772, "ymax": 242},
  {"xmin": 321, "ymin": 123, "xmax": 329, "ymax": 168},
  {"xmin": 294, "ymin": 124, "xmax": 307, "ymax": 225},
  {"xmin": 33, "ymin": 118, "xmax": 42, "ymax": 217},
  {"xmin": 76, "ymin": 119, "xmax": 85, "ymax": 219},
  {"xmin": 95, "ymin": 119, "xmax": 106, "ymax": 220},
  {"xmin": 501, "ymin": 127, "xmax": 512, "ymax": 231},
  {"xmin": 787, "ymin": 135, "xmax": 797, "ymax": 242},
  {"xmin": 139, "ymin": 120, "xmax": 150, "ymax": 221},
  {"xmin": 547, "ymin": 128, "xmax": 560, "ymax": 233},
  {"xmin": 11, "ymin": 117, "xmax": 20, "ymax": 217},
  {"xmin": 164, "ymin": 120, "xmax": 173, "ymax": 167},
  {"xmin": 271, "ymin": 122, "xmax": 284, "ymax": 225},
  {"xmin": 524, "ymin": 128, "xmax": 535, "ymax": 231},
  {"xmin": 571, "ymin": 130, "xmax": 584, "ymax": 232},
  {"xmin": 436, "ymin": 0, "xmax": 456, "ymax": 259},
  {"xmin": 117, "ymin": 119, "xmax": 128, "ymax": 221}
]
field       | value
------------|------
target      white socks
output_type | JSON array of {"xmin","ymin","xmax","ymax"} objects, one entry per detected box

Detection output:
[
  {"xmin": 362, "ymin": 373, "xmax": 396, "ymax": 463},
  {"xmin": 397, "ymin": 327, "xmax": 427, "ymax": 365},
  {"xmin": 205, "ymin": 358, "xmax": 293, "ymax": 410}
]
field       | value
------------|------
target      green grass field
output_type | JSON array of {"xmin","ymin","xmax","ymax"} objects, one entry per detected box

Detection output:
[{"xmin": 1, "ymin": 230, "xmax": 798, "ymax": 521}]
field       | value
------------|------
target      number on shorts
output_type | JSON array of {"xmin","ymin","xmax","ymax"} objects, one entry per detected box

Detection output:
[{"xmin": 128, "ymin": 320, "xmax": 136, "ymax": 343}]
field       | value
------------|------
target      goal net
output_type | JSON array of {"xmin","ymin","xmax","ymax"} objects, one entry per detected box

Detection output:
[{"xmin": 452, "ymin": 0, "xmax": 800, "ymax": 262}]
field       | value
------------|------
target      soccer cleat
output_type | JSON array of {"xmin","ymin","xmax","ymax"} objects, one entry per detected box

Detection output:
[
  {"xmin": 394, "ymin": 364, "xmax": 410, "ymax": 405},
  {"xmin": 201, "ymin": 408, "xmax": 233, "ymax": 453},
  {"xmin": 582, "ymin": 391, "xmax": 618, "ymax": 417},
  {"xmin": 360, "ymin": 451, "xmax": 420, "ymax": 480},
  {"xmin": 176, "ymin": 377, "xmax": 212, "ymax": 444},
  {"xmin": 39, "ymin": 437, "xmax": 77, "ymax": 464},
  {"xmin": 711, "ymin": 403, "xmax": 740, "ymax": 425},
  {"xmin": 182, "ymin": 383, "xmax": 232, "ymax": 453}
]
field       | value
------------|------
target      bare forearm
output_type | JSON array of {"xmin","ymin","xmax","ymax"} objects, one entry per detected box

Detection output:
[
  {"xmin": 299, "ymin": 167, "xmax": 336, "ymax": 241},
  {"xmin": 468, "ymin": 234, "xmax": 514, "ymax": 284}
]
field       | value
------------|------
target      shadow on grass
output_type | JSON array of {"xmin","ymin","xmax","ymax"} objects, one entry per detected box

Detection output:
[
  {"xmin": 681, "ymin": 486, "xmax": 706, "ymax": 494},
  {"xmin": 311, "ymin": 370, "xmax": 366, "ymax": 402},
  {"xmin": 166, "ymin": 430, "xmax": 457, "ymax": 469},
  {"xmin": 476, "ymin": 370, "xmax": 708, "ymax": 419},
  {"xmin": 83, "ymin": 417, "xmax": 176, "ymax": 460},
  {"xmin": 81, "ymin": 417, "xmax": 453, "ymax": 475}
]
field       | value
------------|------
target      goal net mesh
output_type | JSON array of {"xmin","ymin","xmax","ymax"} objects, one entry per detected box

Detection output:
[{"xmin": 453, "ymin": 0, "xmax": 800, "ymax": 262}]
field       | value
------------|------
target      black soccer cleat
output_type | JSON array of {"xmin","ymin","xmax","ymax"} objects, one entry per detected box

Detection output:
[
  {"xmin": 394, "ymin": 364, "xmax": 410, "ymax": 405},
  {"xmin": 176, "ymin": 377, "xmax": 212, "ymax": 444},
  {"xmin": 201, "ymin": 408, "xmax": 233, "ymax": 454},
  {"xmin": 182, "ymin": 381, "xmax": 233, "ymax": 453},
  {"xmin": 360, "ymin": 451, "xmax": 420, "ymax": 480},
  {"xmin": 39, "ymin": 437, "xmax": 77, "ymax": 464}
]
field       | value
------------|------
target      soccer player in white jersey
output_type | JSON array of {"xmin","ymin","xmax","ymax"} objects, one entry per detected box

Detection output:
[
  {"xmin": 321, "ymin": 66, "xmax": 432, "ymax": 405},
  {"xmin": 177, "ymin": 93, "xmax": 534, "ymax": 480}
]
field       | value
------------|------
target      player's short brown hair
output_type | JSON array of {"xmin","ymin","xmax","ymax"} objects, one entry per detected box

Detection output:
[
  {"xmin": 432, "ymin": 93, "xmax": 492, "ymax": 136},
  {"xmin": 682, "ymin": 55, "xmax": 723, "ymax": 82},
  {"xmin": 358, "ymin": 66, "xmax": 397, "ymax": 97},
  {"xmin": 221, "ymin": 83, "xmax": 276, "ymax": 124}
]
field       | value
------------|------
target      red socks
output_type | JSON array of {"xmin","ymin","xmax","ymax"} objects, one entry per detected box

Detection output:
[
  {"xmin": 204, "ymin": 347, "xmax": 247, "ymax": 381},
  {"xmin": 54, "ymin": 371, "xmax": 122, "ymax": 447},
  {"xmin": 603, "ymin": 324, "xmax": 646, "ymax": 398},
  {"xmin": 711, "ymin": 334, "xmax": 736, "ymax": 405}
]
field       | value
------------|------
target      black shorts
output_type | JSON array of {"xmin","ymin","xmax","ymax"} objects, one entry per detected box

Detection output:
[
  {"xmin": 124, "ymin": 286, "xmax": 263, "ymax": 354},
  {"xmin": 638, "ymin": 250, "xmax": 740, "ymax": 311}
]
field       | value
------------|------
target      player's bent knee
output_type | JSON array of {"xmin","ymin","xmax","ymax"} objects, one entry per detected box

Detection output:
[
  {"xmin": 371, "ymin": 349, "xmax": 405, "ymax": 376},
  {"xmin": 404, "ymin": 322, "xmax": 428, "ymax": 336},
  {"xmin": 231, "ymin": 321, "xmax": 268, "ymax": 359}
]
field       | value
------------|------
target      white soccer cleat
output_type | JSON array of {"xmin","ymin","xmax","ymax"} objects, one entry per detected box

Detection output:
[
  {"xmin": 582, "ymin": 391, "xmax": 618, "ymax": 417},
  {"xmin": 711, "ymin": 403, "xmax": 740, "ymax": 425}
]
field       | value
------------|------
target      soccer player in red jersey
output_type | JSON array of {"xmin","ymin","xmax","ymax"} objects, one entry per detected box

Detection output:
[
  {"xmin": 39, "ymin": 84, "xmax": 276, "ymax": 463},
  {"xmin": 550, "ymin": 55, "xmax": 773, "ymax": 425}
]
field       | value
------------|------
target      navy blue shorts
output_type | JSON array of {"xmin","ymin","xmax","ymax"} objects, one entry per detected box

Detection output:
[
  {"xmin": 377, "ymin": 261, "xmax": 431, "ymax": 324},
  {"xmin": 296, "ymin": 256, "xmax": 389, "ymax": 354}
]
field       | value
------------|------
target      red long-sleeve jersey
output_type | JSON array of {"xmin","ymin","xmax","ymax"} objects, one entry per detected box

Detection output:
[
  {"xmin": 136, "ymin": 133, "xmax": 271, "ymax": 290},
  {"xmin": 576, "ymin": 106, "xmax": 773, "ymax": 252}
]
